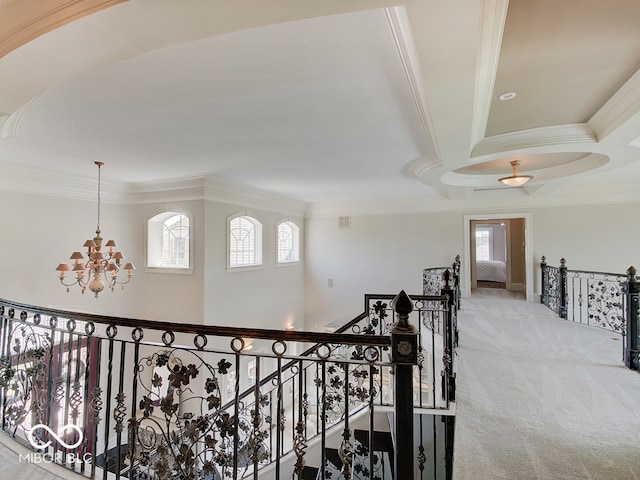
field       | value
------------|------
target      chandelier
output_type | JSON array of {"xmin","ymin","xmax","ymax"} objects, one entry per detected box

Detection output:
[
  {"xmin": 56, "ymin": 162, "xmax": 135, "ymax": 298},
  {"xmin": 498, "ymin": 160, "xmax": 533, "ymax": 187}
]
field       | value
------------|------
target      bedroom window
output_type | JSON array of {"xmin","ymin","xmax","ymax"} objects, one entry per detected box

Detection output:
[
  {"xmin": 475, "ymin": 228, "xmax": 492, "ymax": 261},
  {"xmin": 229, "ymin": 215, "xmax": 263, "ymax": 268},
  {"xmin": 277, "ymin": 220, "xmax": 299, "ymax": 264}
]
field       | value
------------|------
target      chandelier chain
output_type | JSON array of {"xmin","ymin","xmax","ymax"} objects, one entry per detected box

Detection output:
[{"xmin": 95, "ymin": 161, "xmax": 103, "ymax": 232}]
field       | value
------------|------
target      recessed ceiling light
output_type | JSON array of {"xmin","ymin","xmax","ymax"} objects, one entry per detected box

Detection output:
[{"xmin": 499, "ymin": 92, "xmax": 517, "ymax": 101}]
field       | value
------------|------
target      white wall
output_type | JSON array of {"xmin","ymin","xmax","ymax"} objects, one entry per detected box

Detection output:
[
  {"xmin": 3, "ymin": 186, "xmax": 640, "ymax": 332},
  {"xmin": 304, "ymin": 212, "xmax": 464, "ymax": 330},
  {"xmin": 125, "ymin": 200, "xmax": 205, "ymax": 323},
  {"xmin": 0, "ymin": 190, "xmax": 134, "ymax": 317},
  {"xmin": 304, "ymin": 203, "xmax": 640, "ymax": 330},
  {"xmin": 531, "ymin": 203, "xmax": 640, "ymax": 280},
  {"xmin": 203, "ymin": 200, "xmax": 305, "ymax": 332},
  {"xmin": 0, "ymin": 190, "xmax": 304, "ymax": 332}
]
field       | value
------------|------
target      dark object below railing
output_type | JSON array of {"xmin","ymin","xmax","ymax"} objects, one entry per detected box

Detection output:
[{"xmin": 540, "ymin": 256, "xmax": 638, "ymax": 371}]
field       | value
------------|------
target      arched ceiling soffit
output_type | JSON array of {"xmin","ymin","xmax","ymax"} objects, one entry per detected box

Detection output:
[{"xmin": 0, "ymin": 0, "xmax": 127, "ymax": 60}]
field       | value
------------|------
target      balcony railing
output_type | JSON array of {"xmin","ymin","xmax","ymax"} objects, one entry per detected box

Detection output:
[
  {"xmin": 540, "ymin": 256, "xmax": 639, "ymax": 371},
  {"xmin": 0, "ymin": 264, "xmax": 460, "ymax": 479}
]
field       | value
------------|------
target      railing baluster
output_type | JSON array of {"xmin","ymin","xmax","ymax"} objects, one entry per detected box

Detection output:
[
  {"xmin": 368, "ymin": 362, "xmax": 375, "ymax": 480},
  {"xmin": 233, "ymin": 346, "xmax": 241, "ymax": 479},
  {"xmin": 274, "ymin": 344, "xmax": 283, "ymax": 479},
  {"xmin": 0, "ymin": 309, "xmax": 7, "ymax": 431},
  {"xmin": 88, "ymin": 337, "xmax": 101, "ymax": 479},
  {"xmin": 101, "ymin": 335, "xmax": 114, "ymax": 480},
  {"xmin": 127, "ymin": 334, "xmax": 141, "ymax": 480},
  {"xmin": 252, "ymin": 356, "xmax": 261, "ymax": 480},
  {"xmin": 339, "ymin": 361, "xmax": 351, "ymax": 479},
  {"xmin": 114, "ymin": 341, "xmax": 127, "ymax": 478},
  {"xmin": 80, "ymin": 335, "xmax": 92, "ymax": 476},
  {"xmin": 320, "ymin": 360, "xmax": 327, "ymax": 480}
]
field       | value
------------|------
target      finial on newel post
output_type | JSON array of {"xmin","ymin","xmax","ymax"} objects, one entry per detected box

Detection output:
[
  {"xmin": 391, "ymin": 289, "xmax": 415, "ymax": 334},
  {"xmin": 443, "ymin": 269, "xmax": 451, "ymax": 289}
]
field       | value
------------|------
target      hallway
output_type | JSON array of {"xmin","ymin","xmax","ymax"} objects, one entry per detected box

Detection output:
[{"xmin": 453, "ymin": 288, "xmax": 640, "ymax": 479}]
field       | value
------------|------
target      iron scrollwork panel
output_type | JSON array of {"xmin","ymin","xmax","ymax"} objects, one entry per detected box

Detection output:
[{"xmin": 130, "ymin": 348, "xmax": 270, "ymax": 480}]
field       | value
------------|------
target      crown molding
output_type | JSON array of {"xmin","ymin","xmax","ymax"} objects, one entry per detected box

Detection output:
[
  {"xmin": 471, "ymin": 123, "xmax": 597, "ymax": 158},
  {"xmin": 203, "ymin": 177, "xmax": 306, "ymax": 216},
  {"xmin": 0, "ymin": 159, "xmax": 124, "ymax": 202},
  {"xmin": 306, "ymin": 181, "xmax": 640, "ymax": 217},
  {"xmin": 0, "ymin": 97, "xmax": 36, "ymax": 139},
  {"xmin": 589, "ymin": 67, "xmax": 640, "ymax": 141},
  {"xmin": 385, "ymin": 6, "xmax": 439, "ymax": 162},
  {"xmin": 4, "ymin": 160, "xmax": 640, "ymax": 218},
  {"xmin": 470, "ymin": 0, "xmax": 509, "ymax": 147},
  {"xmin": 0, "ymin": 161, "xmax": 307, "ymax": 215},
  {"xmin": 100, "ymin": 175, "xmax": 307, "ymax": 215},
  {"xmin": 125, "ymin": 176, "xmax": 206, "ymax": 204}
]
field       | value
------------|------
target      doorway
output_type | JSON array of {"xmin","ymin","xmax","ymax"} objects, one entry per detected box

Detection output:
[{"xmin": 463, "ymin": 213, "xmax": 533, "ymax": 301}]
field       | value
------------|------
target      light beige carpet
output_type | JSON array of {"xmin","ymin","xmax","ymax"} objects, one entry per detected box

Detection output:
[{"xmin": 453, "ymin": 289, "xmax": 640, "ymax": 480}]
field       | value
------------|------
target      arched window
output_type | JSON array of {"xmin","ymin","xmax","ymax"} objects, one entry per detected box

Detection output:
[
  {"xmin": 147, "ymin": 211, "xmax": 191, "ymax": 270},
  {"xmin": 229, "ymin": 215, "xmax": 262, "ymax": 268},
  {"xmin": 277, "ymin": 220, "xmax": 299, "ymax": 263}
]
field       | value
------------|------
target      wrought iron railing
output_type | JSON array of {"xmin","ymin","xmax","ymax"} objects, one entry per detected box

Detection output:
[
  {"xmin": 0, "ymin": 285, "xmax": 459, "ymax": 479},
  {"xmin": 422, "ymin": 255, "xmax": 461, "ymax": 311},
  {"xmin": 540, "ymin": 257, "xmax": 639, "ymax": 371}
]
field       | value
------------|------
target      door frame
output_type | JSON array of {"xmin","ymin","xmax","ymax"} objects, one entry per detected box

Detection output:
[{"xmin": 463, "ymin": 212, "xmax": 533, "ymax": 301}]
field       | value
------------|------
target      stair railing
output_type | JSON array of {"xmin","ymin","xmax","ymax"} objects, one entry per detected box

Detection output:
[
  {"xmin": 0, "ymin": 286, "xmax": 457, "ymax": 480},
  {"xmin": 217, "ymin": 289, "xmax": 458, "ymax": 477},
  {"xmin": 540, "ymin": 256, "xmax": 639, "ymax": 370}
]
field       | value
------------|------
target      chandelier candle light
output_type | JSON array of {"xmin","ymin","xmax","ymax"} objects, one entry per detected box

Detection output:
[
  {"xmin": 56, "ymin": 162, "xmax": 134, "ymax": 298},
  {"xmin": 498, "ymin": 160, "xmax": 533, "ymax": 187}
]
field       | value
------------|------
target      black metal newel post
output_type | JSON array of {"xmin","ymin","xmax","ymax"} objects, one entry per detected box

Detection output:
[
  {"xmin": 453, "ymin": 255, "xmax": 461, "ymax": 310},
  {"xmin": 441, "ymin": 270, "xmax": 455, "ymax": 366},
  {"xmin": 540, "ymin": 256, "xmax": 547, "ymax": 304},
  {"xmin": 391, "ymin": 290, "xmax": 418, "ymax": 480},
  {"xmin": 624, "ymin": 266, "xmax": 639, "ymax": 370},
  {"xmin": 559, "ymin": 258, "xmax": 568, "ymax": 319}
]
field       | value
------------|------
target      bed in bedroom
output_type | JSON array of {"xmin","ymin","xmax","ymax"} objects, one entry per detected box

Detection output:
[{"xmin": 476, "ymin": 260, "xmax": 506, "ymax": 283}]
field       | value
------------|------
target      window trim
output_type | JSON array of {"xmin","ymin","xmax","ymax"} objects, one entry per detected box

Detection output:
[
  {"xmin": 227, "ymin": 214, "xmax": 264, "ymax": 271},
  {"xmin": 146, "ymin": 209, "xmax": 193, "ymax": 274},
  {"xmin": 475, "ymin": 227, "xmax": 493, "ymax": 262},
  {"xmin": 276, "ymin": 219, "xmax": 300, "ymax": 265}
]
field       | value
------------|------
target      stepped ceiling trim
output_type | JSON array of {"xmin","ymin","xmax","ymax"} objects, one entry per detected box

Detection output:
[
  {"xmin": 589, "ymin": 68, "xmax": 640, "ymax": 142},
  {"xmin": 469, "ymin": 0, "xmax": 509, "ymax": 148},
  {"xmin": 470, "ymin": 124, "xmax": 598, "ymax": 158},
  {"xmin": 0, "ymin": 0, "xmax": 640, "ymax": 212},
  {"xmin": 385, "ymin": 6, "xmax": 439, "ymax": 164}
]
